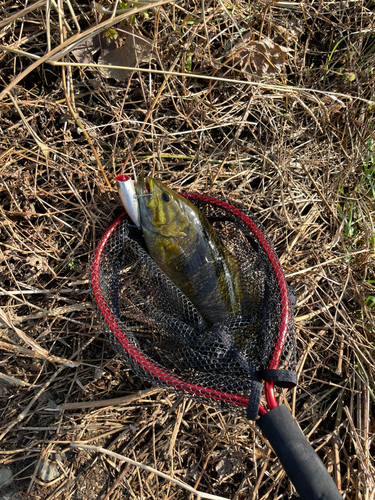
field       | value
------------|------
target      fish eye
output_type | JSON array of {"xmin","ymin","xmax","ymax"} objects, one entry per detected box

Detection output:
[{"xmin": 161, "ymin": 193, "xmax": 170, "ymax": 202}]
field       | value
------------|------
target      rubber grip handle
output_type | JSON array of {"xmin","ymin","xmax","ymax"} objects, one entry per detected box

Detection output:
[{"xmin": 258, "ymin": 405, "xmax": 343, "ymax": 500}]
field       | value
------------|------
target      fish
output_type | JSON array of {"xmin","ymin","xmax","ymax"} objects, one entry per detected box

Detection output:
[{"xmin": 136, "ymin": 177, "xmax": 247, "ymax": 327}]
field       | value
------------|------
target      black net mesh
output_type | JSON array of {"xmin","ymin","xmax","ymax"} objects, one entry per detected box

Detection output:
[{"xmin": 91, "ymin": 196, "xmax": 296, "ymax": 418}]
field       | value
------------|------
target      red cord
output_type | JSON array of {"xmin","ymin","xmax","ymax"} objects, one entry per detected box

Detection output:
[
  {"xmin": 265, "ymin": 381, "xmax": 277, "ymax": 410},
  {"xmin": 258, "ymin": 404, "xmax": 267, "ymax": 416}
]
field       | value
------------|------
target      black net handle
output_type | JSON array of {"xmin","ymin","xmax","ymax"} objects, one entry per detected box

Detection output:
[{"xmin": 259, "ymin": 405, "xmax": 343, "ymax": 500}]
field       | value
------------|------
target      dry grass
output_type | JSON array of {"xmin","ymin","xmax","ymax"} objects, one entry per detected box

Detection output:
[{"xmin": 0, "ymin": 0, "xmax": 374, "ymax": 499}]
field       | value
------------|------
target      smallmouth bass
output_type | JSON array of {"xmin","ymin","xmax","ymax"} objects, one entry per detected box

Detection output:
[{"xmin": 136, "ymin": 177, "xmax": 247, "ymax": 327}]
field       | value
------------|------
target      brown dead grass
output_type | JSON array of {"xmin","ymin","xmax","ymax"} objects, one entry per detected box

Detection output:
[{"xmin": 0, "ymin": 0, "xmax": 374, "ymax": 499}]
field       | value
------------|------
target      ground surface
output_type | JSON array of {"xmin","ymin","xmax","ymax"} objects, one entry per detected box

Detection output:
[{"xmin": 0, "ymin": 0, "xmax": 374, "ymax": 499}]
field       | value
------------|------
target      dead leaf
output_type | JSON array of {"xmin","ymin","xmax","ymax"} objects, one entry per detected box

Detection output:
[
  {"xmin": 70, "ymin": 24, "xmax": 119, "ymax": 65},
  {"xmin": 70, "ymin": 25, "xmax": 154, "ymax": 82},
  {"xmin": 226, "ymin": 34, "xmax": 291, "ymax": 78},
  {"xmin": 98, "ymin": 27, "xmax": 154, "ymax": 81},
  {"xmin": 26, "ymin": 255, "xmax": 50, "ymax": 274},
  {"xmin": 215, "ymin": 458, "xmax": 233, "ymax": 481},
  {"xmin": 71, "ymin": 36, "xmax": 100, "ymax": 65}
]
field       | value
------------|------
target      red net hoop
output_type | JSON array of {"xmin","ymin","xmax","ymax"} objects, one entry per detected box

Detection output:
[{"xmin": 91, "ymin": 193, "xmax": 296, "ymax": 419}]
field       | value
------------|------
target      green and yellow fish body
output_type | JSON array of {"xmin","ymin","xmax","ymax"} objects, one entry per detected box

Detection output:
[{"xmin": 136, "ymin": 177, "xmax": 246, "ymax": 327}]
